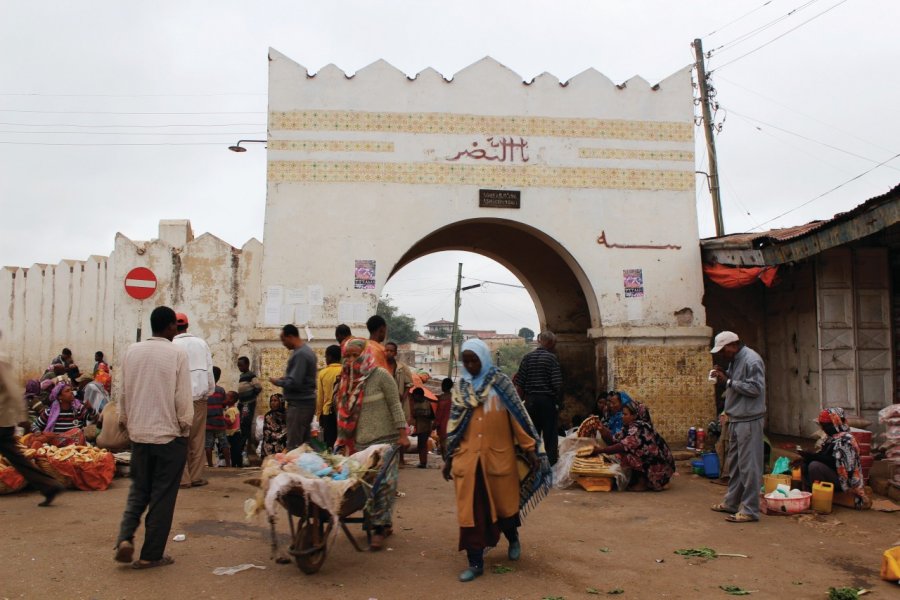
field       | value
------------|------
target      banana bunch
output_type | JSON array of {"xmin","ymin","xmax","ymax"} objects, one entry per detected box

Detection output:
[{"xmin": 35, "ymin": 445, "xmax": 109, "ymax": 464}]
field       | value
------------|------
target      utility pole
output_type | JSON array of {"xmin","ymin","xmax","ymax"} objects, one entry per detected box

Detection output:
[
  {"xmin": 693, "ymin": 38, "xmax": 725, "ymax": 237},
  {"xmin": 447, "ymin": 263, "xmax": 463, "ymax": 379}
]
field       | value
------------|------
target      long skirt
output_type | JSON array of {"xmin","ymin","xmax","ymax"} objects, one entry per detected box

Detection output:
[
  {"xmin": 365, "ymin": 448, "xmax": 399, "ymax": 528},
  {"xmin": 458, "ymin": 463, "xmax": 520, "ymax": 552}
]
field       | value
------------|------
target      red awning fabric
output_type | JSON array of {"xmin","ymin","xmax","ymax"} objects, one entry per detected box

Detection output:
[{"xmin": 703, "ymin": 263, "xmax": 779, "ymax": 289}]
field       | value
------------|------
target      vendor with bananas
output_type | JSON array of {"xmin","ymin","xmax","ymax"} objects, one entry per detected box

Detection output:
[{"xmin": 32, "ymin": 381, "xmax": 97, "ymax": 436}]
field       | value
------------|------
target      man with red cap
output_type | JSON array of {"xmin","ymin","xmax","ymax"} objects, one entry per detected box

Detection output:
[
  {"xmin": 709, "ymin": 331, "xmax": 766, "ymax": 523},
  {"xmin": 173, "ymin": 313, "xmax": 214, "ymax": 488}
]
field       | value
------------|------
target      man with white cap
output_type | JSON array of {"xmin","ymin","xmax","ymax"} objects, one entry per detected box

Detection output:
[{"xmin": 709, "ymin": 331, "xmax": 766, "ymax": 523}]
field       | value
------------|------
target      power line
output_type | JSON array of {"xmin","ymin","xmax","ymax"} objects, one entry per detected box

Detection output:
[
  {"xmin": 709, "ymin": 0, "xmax": 824, "ymax": 53},
  {"xmin": 0, "ymin": 130, "xmax": 266, "ymax": 136},
  {"xmin": 748, "ymin": 151, "xmax": 900, "ymax": 230},
  {"xmin": 0, "ymin": 92, "xmax": 265, "ymax": 97},
  {"xmin": 0, "ymin": 109, "xmax": 265, "ymax": 115},
  {"xmin": 714, "ymin": 75, "xmax": 896, "ymax": 154},
  {"xmin": 704, "ymin": 0, "xmax": 776, "ymax": 38},
  {"xmin": 0, "ymin": 121, "xmax": 266, "ymax": 128},
  {"xmin": 712, "ymin": 0, "xmax": 850, "ymax": 71},
  {"xmin": 462, "ymin": 276, "xmax": 526, "ymax": 290},
  {"xmin": 0, "ymin": 141, "xmax": 236, "ymax": 146},
  {"xmin": 727, "ymin": 109, "xmax": 900, "ymax": 171}
]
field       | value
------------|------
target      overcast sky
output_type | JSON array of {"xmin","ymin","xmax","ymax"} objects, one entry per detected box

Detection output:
[{"xmin": 2, "ymin": 1, "xmax": 898, "ymax": 334}]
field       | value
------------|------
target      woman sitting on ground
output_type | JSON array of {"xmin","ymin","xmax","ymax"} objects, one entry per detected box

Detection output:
[
  {"xmin": 261, "ymin": 393, "xmax": 287, "ymax": 457},
  {"xmin": 799, "ymin": 408, "xmax": 871, "ymax": 509},
  {"xmin": 335, "ymin": 338, "xmax": 410, "ymax": 550},
  {"xmin": 593, "ymin": 401, "xmax": 675, "ymax": 491},
  {"xmin": 32, "ymin": 381, "xmax": 97, "ymax": 440}
]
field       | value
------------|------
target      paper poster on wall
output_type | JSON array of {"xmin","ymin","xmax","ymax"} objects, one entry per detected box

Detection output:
[
  {"xmin": 280, "ymin": 304, "xmax": 295, "ymax": 323},
  {"xmin": 338, "ymin": 301, "xmax": 370, "ymax": 324},
  {"xmin": 285, "ymin": 287, "xmax": 307, "ymax": 305},
  {"xmin": 354, "ymin": 260, "xmax": 376, "ymax": 290},
  {"xmin": 293, "ymin": 304, "xmax": 311, "ymax": 325},
  {"xmin": 265, "ymin": 285, "xmax": 284, "ymax": 308},
  {"xmin": 623, "ymin": 269, "xmax": 644, "ymax": 298},
  {"xmin": 307, "ymin": 284, "xmax": 324, "ymax": 306},
  {"xmin": 263, "ymin": 305, "xmax": 281, "ymax": 326}
]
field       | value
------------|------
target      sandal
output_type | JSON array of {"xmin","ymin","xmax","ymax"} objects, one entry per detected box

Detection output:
[
  {"xmin": 132, "ymin": 555, "xmax": 175, "ymax": 569},
  {"xmin": 710, "ymin": 503, "xmax": 737, "ymax": 513},
  {"xmin": 191, "ymin": 479, "xmax": 209, "ymax": 487},
  {"xmin": 114, "ymin": 540, "xmax": 134, "ymax": 563},
  {"xmin": 725, "ymin": 513, "xmax": 758, "ymax": 523}
]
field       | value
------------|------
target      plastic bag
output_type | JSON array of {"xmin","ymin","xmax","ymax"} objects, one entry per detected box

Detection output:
[
  {"xmin": 879, "ymin": 404, "xmax": 900, "ymax": 423},
  {"xmin": 212, "ymin": 563, "xmax": 266, "ymax": 576},
  {"xmin": 771, "ymin": 456, "xmax": 791, "ymax": 475},
  {"xmin": 254, "ymin": 415, "xmax": 264, "ymax": 441}
]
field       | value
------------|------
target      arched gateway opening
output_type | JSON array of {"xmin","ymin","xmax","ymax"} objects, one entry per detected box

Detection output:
[{"xmin": 391, "ymin": 218, "xmax": 601, "ymax": 413}]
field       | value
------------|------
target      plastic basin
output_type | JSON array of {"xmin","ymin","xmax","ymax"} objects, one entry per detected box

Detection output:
[{"xmin": 764, "ymin": 491, "xmax": 811, "ymax": 514}]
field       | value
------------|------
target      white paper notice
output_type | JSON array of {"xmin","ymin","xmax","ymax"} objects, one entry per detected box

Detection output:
[
  {"xmin": 285, "ymin": 288, "xmax": 307, "ymax": 305},
  {"xmin": 280, "ymin": 304, "xmax": 295, "ymax": 323},
  {"xmin": 266, "ymin": 286, "xmax": 284, "ymax": 308},
  {"xmin": 307, "ymin": 285, "xmax": 324, "ymax": 306},
  {"xmin": 264, "ymin": 305, "xmax": 281, "ymax": 326},
  {"xmin": 294, "ymin": 304, "xmax": 311, "ymax": 325},
  {"xmin": 338, "ymin": 302, "xmax": 354, "ymax": 324}
]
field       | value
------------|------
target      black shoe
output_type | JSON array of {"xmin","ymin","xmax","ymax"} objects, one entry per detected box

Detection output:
[{"xmin": 38, "ymin": 487, "xmax": 63, "ymax": 507}]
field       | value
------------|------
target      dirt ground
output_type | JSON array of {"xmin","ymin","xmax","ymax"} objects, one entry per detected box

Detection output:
[{"xmin": 1, "ymin": 455, "xmax": 898, "ymax": 600}]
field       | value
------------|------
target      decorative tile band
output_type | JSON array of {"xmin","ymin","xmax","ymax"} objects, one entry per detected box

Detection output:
[
  {"xmin": 268, "ymin": 139, "xmax": 394, "ymax": 153},
  {"xmin": 269, "ymin": 110, "xmax": 692, "ymax": 142},
  {"xmin": 579, "ymin": 148, "xmax": 694, "ymax": 161},
  {"xmin": 267, "ymin": 160, "xmax": 693, "ymax": 191}
]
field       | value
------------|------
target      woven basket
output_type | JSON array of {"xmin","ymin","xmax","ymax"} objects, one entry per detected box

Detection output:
[
  {"xmin": 35, "ymin": 456, "xmax": 73, "ymax": 488},
  {"xmin": 0, "ymin": 475, "xmax": 26, "ymax": 495}
]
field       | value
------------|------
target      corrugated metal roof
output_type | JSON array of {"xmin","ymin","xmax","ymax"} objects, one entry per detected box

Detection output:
[{"xmin": 702, "ymin": 183, "xmax": 900, "ymax": 250}]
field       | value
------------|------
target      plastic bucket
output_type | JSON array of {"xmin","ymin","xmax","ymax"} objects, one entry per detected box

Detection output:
[
  {"xmin": 702, "ymin": 452, "xmax": 720, "ymax": 478},
  {"xmin": 763, "ymin": 474, "xmax": 791, "ymax": 494},
  {"xmin": 691, "ymin": 460, "xmax": 705, "ymax": 475}
]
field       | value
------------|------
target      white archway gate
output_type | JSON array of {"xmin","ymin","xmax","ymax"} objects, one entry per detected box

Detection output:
[{"xmin": 255, "ymin": 50, "xmax": 712, "ymax": 440}]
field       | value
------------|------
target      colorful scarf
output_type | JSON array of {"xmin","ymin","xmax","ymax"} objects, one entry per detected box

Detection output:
[
  {"xmin": 335, "ymin": 338, "xmax": 377, "ymax": 454},
  {"xmin": 605, "ymin": 390, "xmax": 634, "ymax": 435},
  {"xmin": 44, "ymin": 382, "xmax": 83, "ymax": 433},
  {"xmin": 446, "ymin": 339, "xmax": 552, "ymax": 517},
  {"xmin": 820, "ymin": 408, "xmax": 865, "ymax": 501}
]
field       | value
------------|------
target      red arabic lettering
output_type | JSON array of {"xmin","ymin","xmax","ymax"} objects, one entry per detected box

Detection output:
[
  {"xmin": 597, "ymin": 230, "xmax": 681, "ymax": 250},
  {"xmin": 446, "ymin": 137, "xmax": 529, "ymax": 163}
]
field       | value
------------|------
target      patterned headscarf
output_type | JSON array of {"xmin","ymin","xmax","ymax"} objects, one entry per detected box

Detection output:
[
  {"xmin": 817, "ymin": 407, "xmax": 851, "ymax": 433},
  {"xmin": 93, "ymin": 370, "xmax": 111, "ymax": 392},
  {"xmin": 44, "ymin": 382, "xmax": 82, "ymax": 433},
  {"xmin": 335, "ymin": 338, "xmax": 378, "ymax": 454},
  {"xmin": 24, "ymin": 379, "xmax": 41, "ymax": 397},
  {"xmin": 625, "ymin": 400, "xmax": 650, "ymax": 423}
]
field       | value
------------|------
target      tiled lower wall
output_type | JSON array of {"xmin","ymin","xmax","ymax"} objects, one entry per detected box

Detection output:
[{"xmin": 613, "ymin": 345, "xmax": 714, "ymax": 446}]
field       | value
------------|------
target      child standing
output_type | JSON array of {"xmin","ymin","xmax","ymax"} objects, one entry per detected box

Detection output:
[
  {"xmin": 435, "ymin": 378, "xmax": 453, "ymax": 459},
  {"xmin": 205, "ymin": 367, "xmax": 231, "ymax": 468},
  {"xmin": 224, "ymin": 391, "xmax": 243, "ymax": 467},
  {"xmin": 412, "ymin": 387, "xmax": 435, "ymax": 468}
]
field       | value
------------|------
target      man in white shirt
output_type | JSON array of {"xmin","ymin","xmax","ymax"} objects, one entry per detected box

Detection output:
[
  {"xmin": 114, "ymin": 305, "xmax": 193, "ymax": 569},
  {"xmin": 172, "ymin": 313, "xmax": 214, "ymax": 488}
]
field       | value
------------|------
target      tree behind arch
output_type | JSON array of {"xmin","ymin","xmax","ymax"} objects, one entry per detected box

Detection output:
[
  {"xmin": 518, "ymin": 327, "xmax": 535, "ymax": 342},
  {"xmin": 377, "ymin": 295, "xmax": 419, "ymax": 344}
]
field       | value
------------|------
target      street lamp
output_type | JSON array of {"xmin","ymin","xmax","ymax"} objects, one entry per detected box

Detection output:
[{"xmin": 228, "ymin": 139, "xmax": 267, "ymax": 152}]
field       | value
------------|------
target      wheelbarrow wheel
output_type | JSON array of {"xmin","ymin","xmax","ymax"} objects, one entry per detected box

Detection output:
[{"xmin": 293, "ymin": 518, "xmax": 328, "ymax": 574}]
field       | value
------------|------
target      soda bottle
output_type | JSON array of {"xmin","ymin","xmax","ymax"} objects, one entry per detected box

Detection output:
[
  {"xmin": 697, "ymin": 428, "xmax": 706, "ymax": 451},
  {"xmin": 687, "ymin": 427, "xmax": 697, "ymax": 450}
]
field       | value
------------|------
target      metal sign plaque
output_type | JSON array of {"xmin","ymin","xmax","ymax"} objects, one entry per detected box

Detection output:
[{"xmin": 479, "ymin": 189, "xmax": 521, "ymax": 209}]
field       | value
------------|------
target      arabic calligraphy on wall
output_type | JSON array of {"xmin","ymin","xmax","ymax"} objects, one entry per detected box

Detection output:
[
  {"xmin": 269, "ymin": 110, "xmax": 692, "ymax": 142},
  {"xmin": 447, "ymin": 137, "xmax": 529, "ymax": 163},
  {"xmin": 267, "ymin": 160, "xmax": 693, "ymax": 191},
  {"xmin": 597, "ymin": 230, "xmax": 682, "ymax": 250}
]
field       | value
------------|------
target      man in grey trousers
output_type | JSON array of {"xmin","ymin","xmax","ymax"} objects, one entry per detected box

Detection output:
[
  {"xmin": 709, "ymin": 331, "xmax": 766, "ymax": 523},
  {"xmin": 269, "ymin": 324, "xmax": 317, "ymax": 449}
]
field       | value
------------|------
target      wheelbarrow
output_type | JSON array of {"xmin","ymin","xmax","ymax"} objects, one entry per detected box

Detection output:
[{"xmin": 269, "ymin": 444, "xmax": 401, "ymax": 574}]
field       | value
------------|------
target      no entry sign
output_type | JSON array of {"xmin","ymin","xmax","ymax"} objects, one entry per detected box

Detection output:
[{"xmin": 124, "ymin": 267, "xmax": 157, "ymax": 300}]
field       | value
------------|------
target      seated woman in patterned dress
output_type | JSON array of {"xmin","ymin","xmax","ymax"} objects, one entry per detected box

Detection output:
[{"xmin": 592, "ymin": 401, "xmax": 675, "ymax": 491}]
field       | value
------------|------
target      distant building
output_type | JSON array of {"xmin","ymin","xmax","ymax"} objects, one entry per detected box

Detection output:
[
  {"xmin": 404, "ymin": 321, "xmax": 525, "ymax": 374},
  {"xmin": 424, "ymin": 319, "xmax": 453, "ymax": 338}
]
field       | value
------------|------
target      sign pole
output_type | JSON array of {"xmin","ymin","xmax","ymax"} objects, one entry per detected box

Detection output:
[
  {"xmin": 136, "ymin": 302, "xmax": 143, "ymax": 342},
  {"xmin": 124, "ymin": 266, "xmax": 158, "ymax": 343}
]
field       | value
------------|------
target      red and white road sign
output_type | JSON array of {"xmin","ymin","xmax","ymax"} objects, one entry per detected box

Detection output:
[{"xmin": 124, "ymin": 267, "xmax": 158, "ymax": 300}]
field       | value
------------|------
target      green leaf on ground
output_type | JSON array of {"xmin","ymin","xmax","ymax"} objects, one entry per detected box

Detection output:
[
  {"xmin": 607, "ymin": 589, "xmax": 624, "ymax": 595},
  {"xmin": 719, "ymin": 585, "xmax": 752, "ymax": 595},
  {"xmin": 675, "ymin": 547, "xmax": 718, "ymax": 559},
  {"xmin": 586, "ymin": 589, "xmax": 600, "ymax": 595},
  {"xmin": 599, "ymin": 547, "xmax": 611, "ymax": 553},
  {"xmin": 828, "ymin": 588, "xmax": 868, "ymax": 600},
  {"xmin": 492, "ymin": 564, "xmax": 515, "ymax": 574}
]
